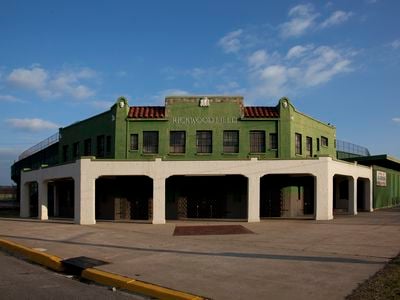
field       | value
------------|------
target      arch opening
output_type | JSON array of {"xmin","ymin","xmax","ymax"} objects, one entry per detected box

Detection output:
[
  {"xmin": 29, "ymin": 181, "xmax": 38, "ymax": 218},
  {"xmin": 47, "ymin": 178, "xmax": 75, "ymax": 219},
  {"xmin": 260, "ymin": 174, "xmax": 315, "ymax": 218},
  {"xmin": 357, "ymin": 177, "xmax": 371, "ymax": 212},
  {"xmin": 166, "ymin": 175, "xmax": 248, "ymax": 220},
  {"xmin": 95, "ymin": 176, "xmax": 153, "ymax": 221},
  {"xmin": 333, "ymin": 175, "xmax": 354, "ymax": 214}
]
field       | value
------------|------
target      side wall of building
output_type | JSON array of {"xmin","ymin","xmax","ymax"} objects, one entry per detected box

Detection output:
[
  {"xmin": 11, "ymin": 143, "xmax": 59, "ymax": 181},
  {"xmin": 125, "ymin": 98, "xmax": 280, "ymax": 161},
  {"xmin": 59, "ymin": 108, "xmax": 116, "ymax": 162},
  {"xmin": 122, "ymin": 97, "xmax": 336, "ymax": 161},
  {"xmin": 279, "ymin": 99, "xmax": 336, "ymax": 159},
  {"xmin": 373, "ymin": 165, "xmax": 400, "ymax": 208},
  {"xmin": 25, "ymin": 97, "xmax": 337, "ymax": 165}
]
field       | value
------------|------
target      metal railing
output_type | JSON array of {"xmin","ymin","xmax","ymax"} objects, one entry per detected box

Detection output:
[
  {"xmin": 336, "ymin": 140, "xmax": 370, "ymax": 157},
  {"xmin": 18, "ymin": 133, "xmax": 60, "ymax": 161}
]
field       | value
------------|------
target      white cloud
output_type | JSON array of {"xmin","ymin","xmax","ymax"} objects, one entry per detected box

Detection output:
[
  {"xmin": 6, "ymin": 66, "xmax": 96, "ymax": 100},
  {"xmin": 75, "ymin": 67, "xmax": 97, "ymax": 79},
  {"xmin": 48, "ymin": 69, "xmax": 96, "ymax": 99},
  {"xmin": 301, "ymin": 46, "xmax": 352, "ymax": 86},
  {"xmin": 72, "ymin": 85, "xmax": 94, "ymax": 99},
  {"xmin": 248, "ymin": 50, "xmax": 268, "ymax": 68},
  {"xmin": 286, "ymin": 45, "xmax": 313, "ymax": 59},
  {"xmin": 218, "ymin": 29, "xmax": 243, "ymax": 53},
  {"xmin": 279, "ymin": 5, "xmax": 352, "ymax": 38},
  {"xmin": 248, "ymin": 45, "xmax": 353, "ymax": 100},
  {"xmin": 320, "ymin": 11, "xmax": 353, "ymax": 29},
  {"xmin": 392, "ymin": 118, "xmax": 400, "ymax": 123},
  {"xmin": 5, "ymin": 118, "xmax": 60, "ymax": 132},
  {"xmin": 0, "ymin": 94, "xmax": 25, "ymax": 103},
  {"xmin": 7, "ymin": 67, "xmax": 48, "ymax": 90},
  {"xmin": 280, "ymin": 4, "xmax": 318, "ymax": 38},
  {"xmin": 255, "ymin": 65, "xmax": 290, "ymax": 98},
  {"xmin": 204, "ymin": 7, "xmax": 356, "ymax": 102},
  {"xmin": 390, "ymin": 39, "xmax": 400, "ymax": 49}
]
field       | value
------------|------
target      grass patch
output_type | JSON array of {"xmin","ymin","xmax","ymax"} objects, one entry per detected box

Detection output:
[{"xmin": 346, "ymin": 252, "xmax": 400, "ymax": 300}]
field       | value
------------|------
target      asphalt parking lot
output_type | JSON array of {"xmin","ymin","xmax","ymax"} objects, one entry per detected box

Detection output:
[
  {"xmin": 0, "ymin": 252, "xmax": 143, "ymax": 299},
  {"xmin": 0, "ymin": 208, "xmax": 399, "ymax": 300}
]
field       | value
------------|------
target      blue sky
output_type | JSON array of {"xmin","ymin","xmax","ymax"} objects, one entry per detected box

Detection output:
[{"xmin": 0, "ymin": 0, "xmax": 399, "ymax": 184}]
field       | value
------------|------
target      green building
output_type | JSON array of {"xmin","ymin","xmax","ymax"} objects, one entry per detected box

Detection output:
[
  {"xmin": 343, "ymin": 155, "xmax": 400, "ymax": 209},
  {"xmin": 12, "ymin": 96, "xmax": 385, "ymax": 224},
  {"xmin": 56, "ymin": 96, "xmax": 337, "ymax": 163}
]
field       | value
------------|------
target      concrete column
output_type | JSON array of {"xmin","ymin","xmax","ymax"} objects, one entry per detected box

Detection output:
[
  {"xmin": 38, "ymin": 181, "xmax": 48, "ymax": 220},
  {"xmin": 315, "ymin": 159, "xmax": 333, "ymax": 220},
  {"xmin": 247, "ymin": 175, "xmax": 260, "ymax": 222},
  {"xmin": 348, "ymin": 177, "xmax": 357, "ymax": 215},
  {"xmin": 316, "ymin": 175, "xmax": 333, "ymax": 220},
  {"xmin": 366, "ymin": 179, "xmax": 373, "ymax": 212},
  {"xmin": 20, "ymin": 182, "xmax": 30, "ymax": 218},
  {"xmin": 74, "ymin": 176, "xmax": 96, "ymax": 225},
  {"xmin": 152, "ymin": 176, "xmax": 166, "ymax": 224}
]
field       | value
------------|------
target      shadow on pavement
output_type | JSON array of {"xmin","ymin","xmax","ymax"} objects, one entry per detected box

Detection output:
[{"xmin": 0, "ymin": 234, "xmax": 384, "ymax": 265}]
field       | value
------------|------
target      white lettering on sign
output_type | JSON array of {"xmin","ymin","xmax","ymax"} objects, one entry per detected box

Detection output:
[
  {"xmin": 172, "ymin": 116, "xmax": 238, "ymax": 124},
  {"xmin": 376, "ymin": 171, "xmax": 387, "ymax": 187}
]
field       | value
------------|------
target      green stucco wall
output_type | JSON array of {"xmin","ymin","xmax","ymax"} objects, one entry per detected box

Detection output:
[
  {"xmin": 373, "ymin": 166, "xmax": 400, "ymax": 208},
  {"xmin": 59, "ymin": 108, "xmax": 116, "ymax": 162},
  {"xmin": 12, "ymin": 95, "xmax": 339, "ymax": 182},
  {"xmin": 279, "ymin": 99, "xmax": 336, "ymax": 159},
  {"xmin": 11, "ymin": 143, "xmax": 59, "ymax": 183},
  {"xmin": 120, "ymin": 96, "xmax": 336, "ymax": 161},
  {"xmin": 114, "ymin": 97, "xmax": 130, "ymax": 159},
  {"xmin": 125, "ymin": 97, "xmax": 279, "ymax": 161}
]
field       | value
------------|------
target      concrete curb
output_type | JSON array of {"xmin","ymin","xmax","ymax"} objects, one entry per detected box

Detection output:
[
  {"xmin": 0, "ymin": 238, "xmax": 205, "ymax": 300},
  {"xmin": 0, "ymin": 239, "xmax": 64, "ymax": 272},
  {"xmin": 82, "ymin": 268, "xmax": 204, "ymax": 300}
]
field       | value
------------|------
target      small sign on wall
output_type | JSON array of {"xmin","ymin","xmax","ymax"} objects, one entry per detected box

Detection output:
[{"xmin": 376, "ymin": 171, "xmax": 387, "ymax": 187}]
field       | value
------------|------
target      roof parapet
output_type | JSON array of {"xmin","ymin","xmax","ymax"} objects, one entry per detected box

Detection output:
[{"xmin": 18, "ymin": 133, "xmax": 59, "ymax": 161}]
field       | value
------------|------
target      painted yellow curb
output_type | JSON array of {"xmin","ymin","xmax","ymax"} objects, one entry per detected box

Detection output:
[
  {"xmin": 82, "ymin": 268, "xmax": 205, "ymax": 300},
  {"xmin": 0, "ymin": 238, "xmax": 205, "ymax": 299},
  {"xmin": 0, "ymin": 239, "xmax": 64, "ymax": 272}
]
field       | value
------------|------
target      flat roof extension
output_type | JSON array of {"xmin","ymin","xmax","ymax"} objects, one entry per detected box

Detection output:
[{"xmin": 345, "ymin": 155, "xmax": 400, "ymax": 171}]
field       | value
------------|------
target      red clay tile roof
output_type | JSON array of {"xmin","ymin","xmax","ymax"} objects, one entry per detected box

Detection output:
[
  {"xmin": 128, "ymin": 106, "xmax": 165, "ymax": 118},
  {"xmin": 128, "ymin": 106, "xmax": 278, "ymax": 119},
  {"xmin": 244, "ymin": 106, "xmax": 279, "ymax": 118}
]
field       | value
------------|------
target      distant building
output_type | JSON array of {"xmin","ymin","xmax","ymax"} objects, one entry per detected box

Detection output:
[
  {"xmin": 11, "ymin": 96, "xmax": 398, "ymax": 224},
  {"xmin": 0, "ymin": 186, "xmax": 17, "ymax": 202},
  {"xmin": 0, "ymin": 185, "xmax": 18, "ymax": 209}
]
